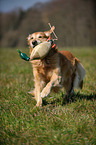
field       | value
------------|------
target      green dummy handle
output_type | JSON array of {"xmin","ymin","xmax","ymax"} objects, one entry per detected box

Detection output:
[{"xmin": 17, "ymin": 49, "xmax": 30, "ymax": 61}]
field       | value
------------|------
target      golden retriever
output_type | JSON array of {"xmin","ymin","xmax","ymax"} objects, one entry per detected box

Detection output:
[{"xmin": 27, "ymin": 26, "xmax": 85, "ymax": 106}]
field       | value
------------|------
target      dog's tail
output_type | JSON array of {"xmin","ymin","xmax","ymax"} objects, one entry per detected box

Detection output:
[{"xmin": 74, "ymin": 59, "xmax": 85, "ymax": 89}]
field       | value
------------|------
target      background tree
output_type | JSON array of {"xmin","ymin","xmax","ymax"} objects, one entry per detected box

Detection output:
[{"xmin": 0, "ymin": 0, "xmax": 96, "ymax": 48}]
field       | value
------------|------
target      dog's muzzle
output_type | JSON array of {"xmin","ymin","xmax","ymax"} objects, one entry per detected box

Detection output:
[{"xmin": 32, "ymin": 40, "xmax": 38, "ymax": 48}]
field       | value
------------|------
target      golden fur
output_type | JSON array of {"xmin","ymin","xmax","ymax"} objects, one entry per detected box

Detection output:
[{"xmin": 27, "ymin": 26, "xmax": 85, "ymax": 106}]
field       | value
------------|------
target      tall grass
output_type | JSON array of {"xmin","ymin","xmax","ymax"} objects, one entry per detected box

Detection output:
[{"xmin": 0, "ymin": 47, "xmax": 96, "ymax": 145}]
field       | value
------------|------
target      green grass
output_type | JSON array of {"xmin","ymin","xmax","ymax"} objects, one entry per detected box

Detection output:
[{"xmin": 0, "ymin": 47, "xmax": 96, "ymax": 145}]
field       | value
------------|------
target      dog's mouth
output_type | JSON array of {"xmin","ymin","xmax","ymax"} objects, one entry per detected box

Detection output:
[
  {"xmin": 33, "ymin": 44, "xmax": 37, "ymax": 48},
  {"xmin": 32, "ymin": 40, "xmax": 38, "ymax": 48}
]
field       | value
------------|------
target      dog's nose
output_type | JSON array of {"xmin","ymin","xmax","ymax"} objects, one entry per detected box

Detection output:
[{"xmin": 32, "ymin": 40, "xmax": 37, "ymax": 45}]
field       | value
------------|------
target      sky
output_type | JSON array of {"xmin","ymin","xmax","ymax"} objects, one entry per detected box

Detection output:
[{"xmin": 0, "ymin": 0, "xmax": 51, "ymax": 12}]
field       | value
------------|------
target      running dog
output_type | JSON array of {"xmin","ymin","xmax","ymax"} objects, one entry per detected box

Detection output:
[{"xmin": 27, "ymin": 26, "xmax": 85, "ymax": 106}]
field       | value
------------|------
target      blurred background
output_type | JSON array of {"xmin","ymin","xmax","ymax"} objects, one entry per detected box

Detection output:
[{"xmin": 0, "ymin": 0, "xmax": 96, "ymax": 48}]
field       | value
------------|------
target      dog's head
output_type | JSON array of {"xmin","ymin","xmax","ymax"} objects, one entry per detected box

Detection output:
[{"xmin": 27, "ymin": 26, "xmax": 55, "ymax": 54}]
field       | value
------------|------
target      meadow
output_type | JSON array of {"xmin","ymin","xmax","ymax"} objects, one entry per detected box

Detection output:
[{"xmin": 0, "ymin": 47, "xmax": 96, "ymax": 145}]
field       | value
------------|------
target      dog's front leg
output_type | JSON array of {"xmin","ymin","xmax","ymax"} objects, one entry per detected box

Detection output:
[
  {"xmin": 35, "ymin": 78, "xmax": 42, "ymax": 107},
  {"xmin": 41, "ymin": 73, "xmax": 61, "ymax": 98},
  {"xmin": 33, "ymin": 69, "xmax": 42, "ymax": 107}
]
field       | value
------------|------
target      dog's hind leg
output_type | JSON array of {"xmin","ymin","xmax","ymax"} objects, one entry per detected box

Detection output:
[{"xmin": 64, "ymin": 71, "xmax": 76, "ymax": 97}]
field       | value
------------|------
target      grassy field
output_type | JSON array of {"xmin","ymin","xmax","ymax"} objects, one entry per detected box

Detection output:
[{"xmin": 0, "ymin": 47, "xmax": 96, "ymax": 145}]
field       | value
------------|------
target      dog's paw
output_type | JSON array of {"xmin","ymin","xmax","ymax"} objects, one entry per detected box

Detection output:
[
  {"xmin": 36, "ymin": 99, "xmax": 42, "ymax": 107},
  {"xmin": 27, "ymin": 90, "xmax": 35, "ymax": 96},
  {"xmin": 53, "ymin": 76, "xmax": 62, "ymax": 87},
  {"xmin": 41, "ymin": 88, "xmax": 50, "ymax": 98}
]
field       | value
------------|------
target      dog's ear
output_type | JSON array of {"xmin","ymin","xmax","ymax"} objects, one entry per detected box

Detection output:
[
  {"xmin": 26, "ymin": 34, "xmax": 31, "ymax": 45},
  {"xmin": 26, "ymin": 34, "xmax": 31, "ymax": 41},
  {"xmin": 44, "ymin": 26, "xmax": 55, "ymax": 37}
]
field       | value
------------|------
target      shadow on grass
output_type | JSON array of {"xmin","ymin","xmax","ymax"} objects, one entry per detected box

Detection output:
[
  {"xmin": 62, "ymin": 92, "xmax": 96, "ymax": 105},
  {"xmin": 42, "ymin": 92, "xmax": 96, "ymax": 106}
]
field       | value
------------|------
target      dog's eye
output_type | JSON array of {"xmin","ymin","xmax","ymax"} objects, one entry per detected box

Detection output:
[{"xmin": 39, "ymin": 36, "xmax": 42, "ymax": 38}]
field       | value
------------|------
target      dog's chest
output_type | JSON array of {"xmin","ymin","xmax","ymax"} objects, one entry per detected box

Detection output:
[
  {"xmin": 32, "ymin": 53, "xmax": 59, "ymax": 80},
  {"xmin": 32, "ymin": 61, "xmax": 54, "ymax": 80},
  {"xmin": 38, "ymin": 64, "xmax": 53, "ymax": 80}
]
